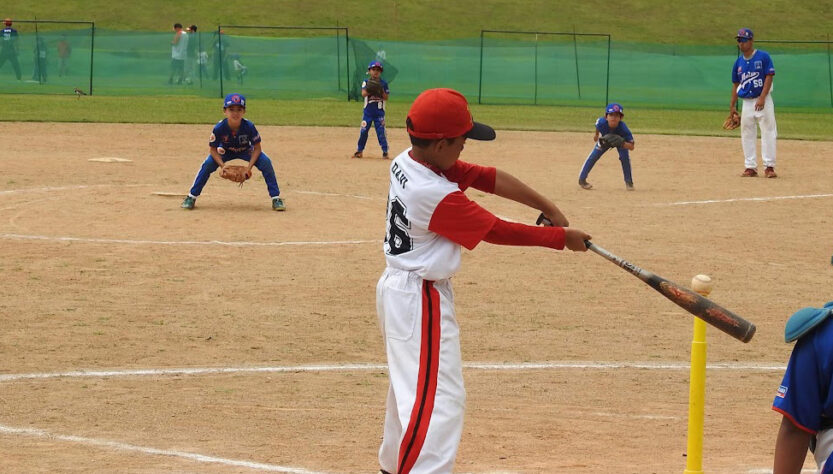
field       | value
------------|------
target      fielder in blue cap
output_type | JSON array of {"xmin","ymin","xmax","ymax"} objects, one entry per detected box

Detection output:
[
  {"xmin": 773, "ymin": 301, "xmax": 833, "ymax": 472},
  {"xmin": 577, "ymin": 102, "xmax": 635, "ymax": 190},
  {"xmin": 351, "ymin": 60, "xmax": 390, "ymax": 159},
  {"xmin": 181, "ymin": 93, "xmax": 286, "ymax": 211},
  {"xmin": 730, "ymin": 27, "xmax": 778, "ymax": 178}
]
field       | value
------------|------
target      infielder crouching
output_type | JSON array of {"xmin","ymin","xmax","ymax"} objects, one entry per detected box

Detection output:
[{"xmin": 377, "ymin": 88, "xmax": 591, "ymax": 474}]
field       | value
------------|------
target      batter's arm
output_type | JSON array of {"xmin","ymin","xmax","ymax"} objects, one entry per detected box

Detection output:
[
  {"xmin": 773, "ymin": 416, "xmax": 811, "ymax": 473},
  {"xmin": 493, "ymin": 169, "xmax": 569, "ymax": 227}
]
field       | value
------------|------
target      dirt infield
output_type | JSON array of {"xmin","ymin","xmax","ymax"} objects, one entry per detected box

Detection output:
[{"xmin": 0, "ymin": 122, "xmax": 829, "ymax": 473}]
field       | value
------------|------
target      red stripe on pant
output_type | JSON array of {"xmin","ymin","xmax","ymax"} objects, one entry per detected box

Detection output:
[{"xmin": 397, "ymin": 280, "xmax": 441, "ymax": 474}]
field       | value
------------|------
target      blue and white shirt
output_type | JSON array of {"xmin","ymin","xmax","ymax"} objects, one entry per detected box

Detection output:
[
  {"xmin": 209, "ymin": 118, "xmax": 261, "ymax": 158},
  {"xmin": 362, "ymin": 77, "xmax": 389, "ymax": 109},
  {"xmin": 732, "ymin": 50, "xmax": 775, "ymax": 99},
  {"xmin": 595, "ymin": 118, "xmax": 634, "ymax": 143},
  {"xmin": 773, "ymin": 316, "xmax": 833, "ymax": 434}
]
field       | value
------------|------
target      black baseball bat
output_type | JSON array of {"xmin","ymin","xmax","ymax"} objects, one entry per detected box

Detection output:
[{"xmin": 536, "ymin": 213, "xmax": 756, "ymax": 343}]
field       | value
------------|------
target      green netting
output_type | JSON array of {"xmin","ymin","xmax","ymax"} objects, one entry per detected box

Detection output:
[
  {"xmin": 2, "ymin": 24, "xmax": 832, "ymax": 110},
  {"xmin": 480, "ymin": 32, "xmax": 611, "ymax": 106},
  {"xmin": 0, "ymin": 21, "xmax": 93, "ymax": 95}
]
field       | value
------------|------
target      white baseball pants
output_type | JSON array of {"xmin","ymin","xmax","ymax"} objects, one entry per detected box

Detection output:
[
  {"xmin": 740, "ymin": 94, "xmax": 777, "ymax": 169},
  {"xmin": 376, "ymin": 267, "xmax": 465, "ymax": 474},
  {"xmin": 814, "ymin": 428, "xmax": 833, "ymax": 473}
]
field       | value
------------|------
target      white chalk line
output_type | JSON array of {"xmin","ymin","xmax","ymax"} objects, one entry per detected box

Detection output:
[
  {"xmin": 659, "ymin": 193, "xmax": 833, "ymax": 206},
  {"xmin": 0, "ymin": 184, "xmax": 381, "ymax": 247},
  {"xmin": 0, "ymin": 184, "xmax": 151, "ymax": 196},
  {"xmin": 293, "ymin": 190, "xmax": 377, "ymax": 201},
  {"xmin": 0, "ymin": 361, "xmax": 787, "ymax": 383},
  {"xmin": 0, "ymin": 233, "xmax": 378, "ymax": 247},
  {"xmin": 0, "ymin": 424, "xmax": 328, "ymax": 474},
  {"xmin": 0, "ymin": 184, "xmax": 375, "ymax": 201}
]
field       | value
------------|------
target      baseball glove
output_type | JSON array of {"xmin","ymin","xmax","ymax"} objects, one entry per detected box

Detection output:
[
  {"xmin": 220, "ymin": 165, "xmax": 251, "ymax": 186},
  {"xmin": 365, "ymin": 78, "xmax": 384, "ymax": 97},
  {"xmin": 722, "ymin": 110, "xmax": 741, "ymax": 130},
  {"xmin": 599, "ymin": 133, "xmax": 625, "ymax": 148}
]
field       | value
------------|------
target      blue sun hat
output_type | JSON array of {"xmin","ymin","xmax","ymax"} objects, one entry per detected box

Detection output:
[{"xmin": 785, "ymin": 301, "xmax": 833, "ymax": 342}]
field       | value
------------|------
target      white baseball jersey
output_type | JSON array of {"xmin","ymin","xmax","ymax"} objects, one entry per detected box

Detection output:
[
  {"xmin": 377, "ymin": 148, "xmax": 498, "ymax": 473},
  {"xmin": 383, "ymin": 148, "xmax": 497, "ymax": 281}
]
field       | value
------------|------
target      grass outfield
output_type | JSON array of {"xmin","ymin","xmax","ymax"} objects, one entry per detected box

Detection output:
[
  {"xmin": 3, "ymin": 0, "xmax": 830, "ymax": 44},
  {"xmin": 2, "ymin": 94, "xmax": 829, "ymax": 141}
]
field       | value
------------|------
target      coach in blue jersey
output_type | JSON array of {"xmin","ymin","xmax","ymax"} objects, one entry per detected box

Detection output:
[
  {"xmin": 729, "ymin": 28, "xmax": 778, "ymax": 178},
  {"xmin": 181, "ymin": 93, "xmax": 285, "ymax": 211},
  {"xmin": 0, "ymin": 18, "xmax": 21, "ymax": 80},
  {"xmin": 772, "ymin": 302, "xmax": 833, "ymax": 473}
]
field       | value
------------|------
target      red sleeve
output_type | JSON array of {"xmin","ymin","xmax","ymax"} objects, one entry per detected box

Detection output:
[
  {"xmin": 428, "ymin": 191, "xmax": 498, "ymax": 250},
  {"xmin": 441, "ymin": 160, "xmax": 496, "ymax": 193},
  {"xmin": 482, "ymin": 218, "xmax": 566, "ymax": 250}
]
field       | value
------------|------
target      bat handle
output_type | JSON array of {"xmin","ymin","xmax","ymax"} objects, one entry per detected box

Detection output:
[{"xmin": 536, "ymin": 212, "xmax": 552, "ymax": 226}]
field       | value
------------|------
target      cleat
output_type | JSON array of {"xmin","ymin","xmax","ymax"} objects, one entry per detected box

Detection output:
[
  {"xmin": 272, "ymin": 197, "xmax": 286, "ymax": 211},
  {"xmin": 382, "ymin": 152, "xmax": 389, "ymax": 159},
  {"xmin": 181, "ymin": 196, "xmax": 195, "ymax": 209},
  {"xmin": 578, "ymin": 180, "xmax": 593, "ymax": 190},
  {"xmin": 352, "ymin": 151, "xmax": 363, "ymax": 159},
  {"xmin": 764, "ymin": 166, "xmax": 777, "ymax": 178},
  {"xmin": 626, "ymin": 182, "xmax": 635, "ymax": 191},
  {"xmin": 741, "ymin": 168, "xmax": 758, "ymax": 177}
]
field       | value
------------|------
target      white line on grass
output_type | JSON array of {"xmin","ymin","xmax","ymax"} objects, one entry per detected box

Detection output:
[
  {"xmin": 0, "ymin": 424, "xmax": 329, "ymax": 474},
  {"xmin": 0, "ymin": 361, "xmax": 787, "ymax": 383},
  {"xmin": 659, "ymin": 193, "xmax": 833, "ymax": 206}
]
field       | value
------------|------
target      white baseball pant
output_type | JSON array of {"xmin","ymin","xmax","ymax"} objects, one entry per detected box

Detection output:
[
  {"xmin": 814, "ymin": 428, "xmax": 833, "ymax": 473},
  {"xmin": 740, "ymin": 94, "xmax": 777, "ymax": 169},
  {"xmin": 376, "ymin": 267, "xmax": 465, "ymax": 474}
]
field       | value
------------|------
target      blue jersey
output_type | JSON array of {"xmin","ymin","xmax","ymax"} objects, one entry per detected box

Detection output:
[
  {"xmin": 773, "ymin": 316, "xmax": 833, "ymax": 434},
  {"xmin": 732, "ymin": 49, "xmax": 775, "ymax": 99},
  {"xmin": 1, "ymin": 27, "xmax": 18, "ymax": 51},
  {"xmin": 209, "ymin": 118, "xmax": 261, "ymax": 158},
  {"xmin": 362, "ymin": 77, "xmax": 389, "ymax": 109},
  {"xmin": 595, "ymin": 117, "xmax": 634, "ymax": 143}
]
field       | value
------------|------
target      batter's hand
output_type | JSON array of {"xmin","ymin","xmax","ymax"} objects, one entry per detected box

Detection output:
[
  {"xmin": 564, "ymin": 228, "xmax": 591, "ymax": 251},
  {"xmin": 542, "ymin": 208, "xmax": 569, "ymax": 227}
]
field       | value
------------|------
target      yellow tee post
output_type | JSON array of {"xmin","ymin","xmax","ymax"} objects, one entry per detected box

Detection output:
[{"xmin": 684, "ymin": 275, "xmax": 712, "ymax": 474}]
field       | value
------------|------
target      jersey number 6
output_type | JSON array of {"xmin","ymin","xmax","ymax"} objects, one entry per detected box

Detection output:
[{"xmin": 385, "ymin": 197, "xmax": 413, "ymax": 255}]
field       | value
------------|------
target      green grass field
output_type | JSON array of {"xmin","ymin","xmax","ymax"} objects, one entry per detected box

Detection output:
[
  {"xmin": 3, "ymin": 94, "xmax": 829, "ymax": 140},
  {"xmin": 3, "ymin": 0, "xmax": 829, "ymax": 44},
  {"xmin": 2, "ymin": 0, "xmax": 830, "ymax": 139}
]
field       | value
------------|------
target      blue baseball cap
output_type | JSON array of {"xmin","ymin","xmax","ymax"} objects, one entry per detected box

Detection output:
[
  {"xmin": 605, "ymin": 103, "xmax": 624, "ymax": 116},
  {"xmin": 368, "ymin": 60, "xmax": 383, "ymax": 71},
  {"xmin": 736, "ymin": 28, "xmax": 753, "ymax": 40},
  {"xmin": 223, "ymin": 93, "xmax": 246, "ymax": 108}
]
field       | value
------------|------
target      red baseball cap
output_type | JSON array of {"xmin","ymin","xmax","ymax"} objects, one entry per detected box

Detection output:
[{"xmin": 406, "ymin": 88, "xmax": 495, "ymax": 141}]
